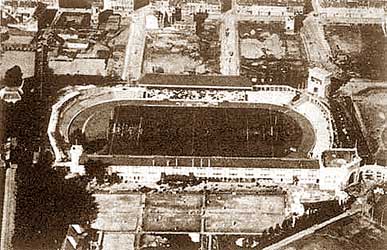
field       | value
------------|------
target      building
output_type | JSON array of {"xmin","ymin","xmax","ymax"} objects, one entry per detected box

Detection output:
[
  {"xmin": 180, "ymin": 0, "xmax": 222, "ymax": 17},
  {"xmin": 85, "ymin": 148, "xmax": 360, "ymax": 192},
  {"xmin": 61, "ymin": 224, "xmax": 101, "ymax": 250},
  {"xmin": 307, "ymin": 67, "xmax": 332, "ymax": 98},
  {"xmin": 313, "ymin": 0, "xmax": 387, "ymax": 24},
  {"xmin": 319, "ymin": 148, "xmax": 362, "ymax": 191},
  {"xmin": 151, "ymin": 0, "xmax": 222, "ymax": 19},
  {"xmin": 0, "ymin": 86, "xmax": 23, "ymax": 103},
  {"xmin": 103, "ymin": 0, "xmax": 134, "ymax": 17},
  {"xmin": 1, "ymin": 0, "xmax": 59, "ymax": 23},
  {"xmin": 235, "ymin": 0, "xmax": 304, "ymax": 18}
]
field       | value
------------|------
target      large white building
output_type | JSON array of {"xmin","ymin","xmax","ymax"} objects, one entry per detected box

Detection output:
[
  {"xmin": 73, "ymin": 147, "xmax": 362, "ymax": 192},
  {"xmin": 313, "ymin": 0, "xmax": 387, "ymax": 24},
  {"xmin": 103, "ymin": 0, "xmax": 134, "ymax": 16},
  {"xmin": 235, "ymin": 0, "xmax": 304, "ymax": 17}
]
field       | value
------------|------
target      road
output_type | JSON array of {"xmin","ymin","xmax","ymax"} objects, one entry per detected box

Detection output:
[
  {"xmin": 300, "ymin": 13, "xmax": 337, "ymax": 74},
  {"xmin": 121, "ymin": 8, "xmax": 148, "ymax": 82},
  {"xmin": 220, "ymin": 10, "xmax": 240, "ymax": 76}
]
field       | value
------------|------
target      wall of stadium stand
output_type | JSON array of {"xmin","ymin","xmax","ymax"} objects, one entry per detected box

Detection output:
[{"xmin": 46, "ymin": 84, "xmax": 359, "ymax": 192}]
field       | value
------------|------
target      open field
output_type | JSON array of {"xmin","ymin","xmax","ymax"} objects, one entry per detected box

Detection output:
[
  {"xmin": 324, "ymin": 24, "xmax": 387, "ymax": 80},
  {"xmin": 143, "ymin": 21, "xmax": 220, "ymax": 75},
  {"xmin": 238, "ymin": 21, "xmax": 307, "ymax": 87},
  {"xmin": 92, "ymin": 191, "xmax": 287, "ymax": 235},
  {"xmin": 141, "ymin": 234, "xmax": 200, "ymax": 250},
  {"xmin": 143, "ymin": 207, "xmax": 201, "ymax": 232},
  {"xmin": 143, "ymin": 193, "xmax": 202, "ymax": 232},
  {"xmin": 105, "ymin": 105, "xmax": 310, "ymax": 157},
  {"xmin": 145, "ymin": 193, "xmax": 203, "ymax": 209},
  {"xmin": 354, "ymin": 88, "xmax": 387, "ymax": 165},
  {"xmin": 205, "ymin": 193, "xmax": 286, "ymax": 233},
  {"xmin": 67, "ymin": 98, "xmax": 316, "ymax": 158},
  {"xmin": 92, "ymin": 193, "xmax": 142, "ymax": 231},
  {"xmin": 102, "ymin": 232, "xmax": 135, "ymax": 250}
]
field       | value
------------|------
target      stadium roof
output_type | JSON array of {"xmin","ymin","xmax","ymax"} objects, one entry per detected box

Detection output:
[
  {"xmin": 85, "ymin": 155, "xmax": 320, "ymax": 169},
  {"xmin": 138, "ymin": 74, "xmax": 253, "ymax": 89}
]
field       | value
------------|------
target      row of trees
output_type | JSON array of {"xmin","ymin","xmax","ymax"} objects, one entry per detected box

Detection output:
[{"xmin": 218, "ymin": 200, "xmax": 349, "ymax": 250}]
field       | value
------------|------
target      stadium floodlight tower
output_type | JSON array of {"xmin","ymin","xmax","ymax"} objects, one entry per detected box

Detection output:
[{"xmin": 307, "ymin": 67, "xmax": 332, "ymax": 98}]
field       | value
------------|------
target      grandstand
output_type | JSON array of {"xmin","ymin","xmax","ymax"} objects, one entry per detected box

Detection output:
[
  {"xmin": 50, "ymin": 82, "xmax": 334, "ymax": 161},
  {"xmin": 47, "ymin": 79, "xmax": 347, "ymax": 189}
]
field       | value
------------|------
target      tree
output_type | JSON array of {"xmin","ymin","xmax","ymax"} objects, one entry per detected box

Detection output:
[
  {"xmin": 3, "ymin": 65, "xmax": 23, "ymax": 87},
  {"xmin": 84, "ymin": 160, "xmax": 108, "ymax": 185},
  {"xmin": 13, "ymin": 158, "xmax": 98, "ymax": 250}
]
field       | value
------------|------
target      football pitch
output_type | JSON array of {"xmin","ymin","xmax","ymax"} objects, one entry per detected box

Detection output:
[{"xmin": 100, "ymin": 104, "xmax": 312, "ymax": 158}]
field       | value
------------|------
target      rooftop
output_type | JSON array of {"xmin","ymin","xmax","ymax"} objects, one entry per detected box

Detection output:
[
  {"xmin": 85, "ymin": 155, "xmax": 320, "ymax": 169},
  {"xmin": 310, "ymin": 67, "xmax": 332, "ymax": 77}
]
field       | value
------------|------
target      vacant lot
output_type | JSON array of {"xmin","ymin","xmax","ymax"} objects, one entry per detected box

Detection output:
[
  {"xmin": 143, "ymin": 207, "xmax": 201, "ymax": 232},
  {"xmin": 143, "ymin": 21, "xmax": 220, "ymax": 75},
  {"xmin": 238, "ymin": 21, "xmax": 307, "ymax": 87},
  {"xmin": 205, "ymin": 193, "xmax": 286, "ymax": 233},
  {"xmin": 354, "ymin": 88, "xmax": 387, "ymax": 165},
  {"xmin": 102, "ymin": 232, "xmax": 135, "ymax": 250},
  {"xmin": 325, "ymin": 24, "xmax": 387, "ymax": 80},
  {"xmin": 92, "ymin": 193, "xmax": 143, "ymax": 231},
  {"xmin": 146, "ymin": 193, "xmax": 203, "ymax": 209}
]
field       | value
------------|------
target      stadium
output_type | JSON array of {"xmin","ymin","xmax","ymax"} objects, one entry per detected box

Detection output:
[{"xmin": 47, "ymin": 74, "xmax": 363, "ymax": 191}]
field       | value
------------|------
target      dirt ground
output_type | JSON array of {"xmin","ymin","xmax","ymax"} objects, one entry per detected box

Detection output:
[
  {"xmin": 355, "ymin": 89, "xmax": 387, "ymax": 165},
  {"xmin": 143, "ymin": 22, "xmax": 220, "ymax": 75},
  {"xmin": 324, "ymin": 25, "xmax": 387, "ymax": 80},
  {"xmin": 240, "ymin": 32, "xmax": 285, "ymax": 59}
]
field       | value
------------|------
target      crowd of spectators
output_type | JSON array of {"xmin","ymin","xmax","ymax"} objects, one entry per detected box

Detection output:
[{"xmin": 146, "ymin": 88, "xmax": 247, "ymax": 102}]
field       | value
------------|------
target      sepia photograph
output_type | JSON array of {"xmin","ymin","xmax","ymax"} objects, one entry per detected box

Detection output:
[{"xmin": 0, "ymin": 0, "xmax": 387, "ymax": 250}]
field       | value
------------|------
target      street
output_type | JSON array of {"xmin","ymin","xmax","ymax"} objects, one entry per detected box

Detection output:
[
  {"xmin": 122, "ymin": 7, "xmax": 148, "ymax": 81},
  {"xmin": 220, "ymin": 10, "xmax": 240, "ymax": 76}
]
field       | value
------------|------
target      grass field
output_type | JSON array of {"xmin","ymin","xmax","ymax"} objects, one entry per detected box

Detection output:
[
  {"xmin": 104, "ymin": 105, "xmax": 307, "ymax": 157},
  {"xmin": 324, "ymin": 25, "xmax": 387, "ymax": 80},
  {"xmin": 355, "ymin": 89, "xmax": 387, "ymax": 164}
]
